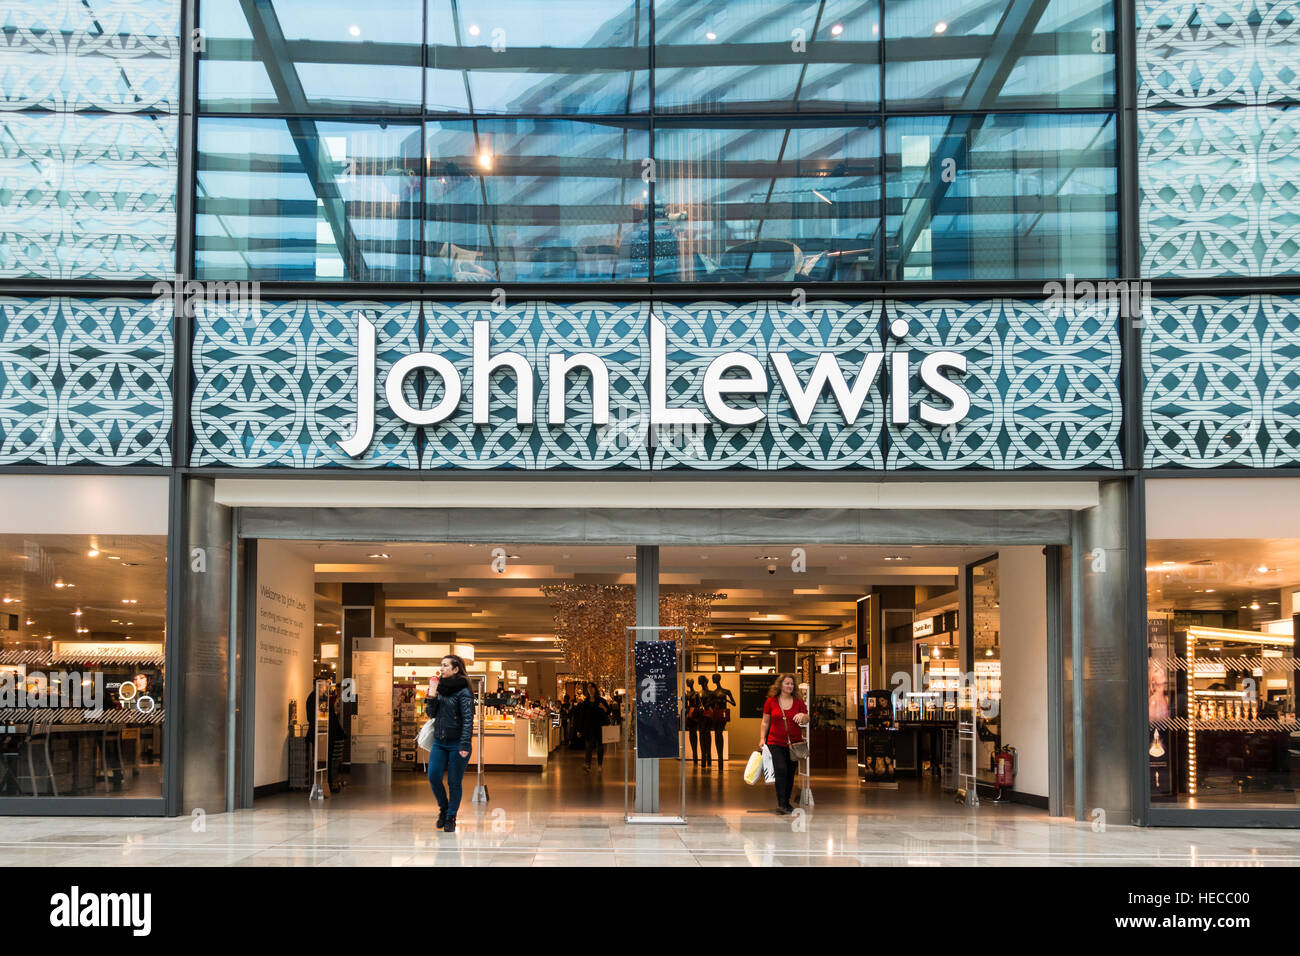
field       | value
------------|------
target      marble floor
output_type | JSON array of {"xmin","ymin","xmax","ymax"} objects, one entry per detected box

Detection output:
[{"xmin": 3, "ymin": 752, "xmax": 1300, "ymax": 866}]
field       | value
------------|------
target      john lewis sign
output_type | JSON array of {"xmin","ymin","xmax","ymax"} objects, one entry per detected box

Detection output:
[
  {"xmin": 188, "ymin": 298, "xmax": 1122, "ymax": 470},
  {"xmin": 339, "ymin": 313, "xmax": 972, "ymax": 456}
]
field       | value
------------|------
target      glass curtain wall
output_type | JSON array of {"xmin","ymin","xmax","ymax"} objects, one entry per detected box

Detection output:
[{"xmin": 194, "ymin": 0, "xmax": 1118, "ymax": 283}]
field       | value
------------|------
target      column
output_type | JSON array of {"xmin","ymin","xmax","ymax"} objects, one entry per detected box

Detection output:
[
  {"xmin": 177, "ymin": 476, "xmax": 232, "ymax": 814},
  {"xmin": 634, "ymin": 544, "xmax": 659, "ymax": 814},
  {"xmin": 1077, "ymin": 479, "xmax": 1132, "ymax": 824}
]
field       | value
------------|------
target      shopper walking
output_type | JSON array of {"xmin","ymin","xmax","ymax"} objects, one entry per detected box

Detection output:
[
  {"xmin": 577, "ymin": 682, "xmax": 610, "ymax": 772},
  {"xmin": 759, "ymin": 674, "xmax": 808, "ymax": 814},
  {"xmin": 425, "ymin": 654, "xmax": 474, "ymax": 832}
]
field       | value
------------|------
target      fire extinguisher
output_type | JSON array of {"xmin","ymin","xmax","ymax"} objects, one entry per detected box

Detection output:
[{"xmin": 995, "ymin": 745, "xmax": 1017, "ymax": 789}]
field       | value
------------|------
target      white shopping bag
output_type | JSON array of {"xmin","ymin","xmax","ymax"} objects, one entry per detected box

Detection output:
[
  {"xmin": 416, "ymin": 718, "xmax": 436, "ymax": 751},
  {"xmin": 761, "ymin": 744, "xmax": 775, "ymax": 783},
  {"xmin": 743, "ymin": 750, "xmax": 764, "ymax": 785}
]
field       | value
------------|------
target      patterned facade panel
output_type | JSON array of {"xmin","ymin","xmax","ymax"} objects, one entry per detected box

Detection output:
[
  {"xmin": 887, "ymin": 299, "xmax": 1123, "ymax": 470},
  {"xmin": 421, "ymin": 300, "xmax": 651, "ymax": 470},
  {"xmin": 191, "ymin": 299, "xmax": 421, "ymax": 468},
  {"xmin": 1144, "ymin": 295, "xmax": 1300, "ymax": 467},
  {"xmin": 190, "ymin": 298, "xmax": 1122, "ymax": 471},
  {"xmin": 653, "ymin": 300, "xmax": 885, "ymax": 471},
  {"xmin": 1140, "ymin": 106, "xmax": 1300, "ymax": 278},
  {"xmin": 0, "ymin": 111, "xmax": 177, "ymax": 279},
  {"xmin": 0, "ymin": 0, "xmax": 180, "ymax": 113},
  {"xmin": 0, "ymin": 296, "xmax": 172, "ymax": 465},
  {"xmin": 1137, "ymin": 0, "xmax": 1300, "ymax": 108}
]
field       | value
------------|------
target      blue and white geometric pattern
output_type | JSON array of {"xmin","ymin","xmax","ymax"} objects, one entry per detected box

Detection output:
[
  {"xmin": 888, "ymin": 299, "xmax": 1123, "ymax": 470},
  {"xmin": 1137, "ymin": 0, "xmax": 1300, "ymax": 108},
  {"xmin": 1144, "ymin": 295, "xmax": 1300, "ymax": 466},
  {"xmin": 0, "ymin": 111, "xmax": 177, "ymax": 279},
  {"xmin": 421, "ymin": 300, "xmax": 651, "ymax": 470},
  {"xmin": 654, "ymin": 300, "xmax": 884, "ymax": 471},
  {"xmin": 191, "ymin": 299, "xmax": 421, "ymax": 468},
  {"xmin": 0, "ymin": 0, "xmax": 179, "ymax": 279},
  {"xmin": 1139, "ymin": 106, "xmax": 1300, "ymax": 277},
  {"xmin": 0, "ymin": 0, "xmax": 180, "ymax": 113},
  {"xmin": 0, "ymin": 296, "xmax": 172, "ymax": 465},
  {"xmin": 190, "ymin": 298, "xmax": 1122, "ymax": 471}
]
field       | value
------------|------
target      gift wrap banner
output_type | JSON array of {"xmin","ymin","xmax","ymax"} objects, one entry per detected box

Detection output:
[{"xmin": 635, "ymin": 640, "xmax": 679, "ymax": 760}]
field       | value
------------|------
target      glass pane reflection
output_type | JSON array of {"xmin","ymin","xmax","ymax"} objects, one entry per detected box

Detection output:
[
  {"xmin": 655, "ymin": 120, "xmax": 881, "ymax": 281},
  {"xmin": 199, "ymin": 0, "xmax": 423, "ymax": 113},
  {"xmin": 654, "ymin": 0, "xmax": 880, "ymax": 113},
  {"xmin": 885, "ymin": 113, "xmax": 1117, "ymax": 280},
  {"xmin": 195, "ymin": 118, "xmax": 422, "ymax": 281},
  {"xmin": 424, "ymin": 119, "xmax": 649, "ymax": 281},
  {"xmin": 884, "ymin": 0, "xmax": 1114, "ymax": 110},
  {"xmin": 426, "ymin": 0, "xmax": 649, "ymax": 114}
]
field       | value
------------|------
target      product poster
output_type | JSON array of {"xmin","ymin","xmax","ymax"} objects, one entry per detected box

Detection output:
[{"xmin": 634, "ymin": 640, "xmax": 679, "ymax": 759}]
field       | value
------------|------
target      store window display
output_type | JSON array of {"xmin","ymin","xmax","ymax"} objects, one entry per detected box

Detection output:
[
  {"xmin": 0, "ymin": 532, "xmax": 167, "ymax": 800},
  {"xmin": 1146, "ymin": 539, "xmax": 1300, "ymax": 806}
]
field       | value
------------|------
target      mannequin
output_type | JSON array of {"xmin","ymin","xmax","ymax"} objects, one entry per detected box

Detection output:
[
  {"xmin": 683, "ymin": 678, "xmax": 701, "ymax": 763},
  {"xmin": 696, "ymin": 676, "xmax": 714, "ymax": 768},
  {"xmin": 710, "ymin": 674, "xmax": 736, "ymax": 764}
]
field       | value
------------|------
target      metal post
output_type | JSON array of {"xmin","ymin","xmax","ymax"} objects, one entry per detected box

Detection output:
[
  {"xmin": 624, "ymin": 625, "xmax": 687, "ymax": 825},
  {"xmin": 634, "ymin": 544, "xmax": 659, "ymax": 814},
  {"xmin": 471, "ymin": 675, "xmax": 488, "ymax": 803}
]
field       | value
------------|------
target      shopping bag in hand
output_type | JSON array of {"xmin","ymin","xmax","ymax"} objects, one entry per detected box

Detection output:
[
  {"xmin": 743, "ymin": 750, "xmax": 764, "ymax": 785},
  {"xmin": 416, "ymin": 718, "xmax": 436, "ymax": 751},
  {"xmin": 761, "ymin": 744, "xmax": 775, "ymax": 783}
]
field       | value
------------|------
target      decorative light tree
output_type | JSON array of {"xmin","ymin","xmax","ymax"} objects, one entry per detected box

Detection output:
[{"xmin": 541, "ymin": 584, "xmax": 725, "ymax": 690}]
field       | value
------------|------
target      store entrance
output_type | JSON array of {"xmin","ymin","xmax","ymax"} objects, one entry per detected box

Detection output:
[{"xmin": 242, "ymin": 539, "xmax": 1056, "ymax": 817}]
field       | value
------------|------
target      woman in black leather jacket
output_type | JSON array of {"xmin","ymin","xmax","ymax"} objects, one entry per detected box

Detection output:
[{"xmin": 425, "ymin": 655, "xmax": 475, "ymax": 832}]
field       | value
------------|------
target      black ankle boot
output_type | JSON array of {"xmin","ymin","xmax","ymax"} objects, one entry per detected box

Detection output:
[
  {"xmin": 444, "ymin": 815, "xmax": 456, "ymax": 833},
  {"xmin": 436, "ymin": 808, "xmax": 447, "ymax": 828}
]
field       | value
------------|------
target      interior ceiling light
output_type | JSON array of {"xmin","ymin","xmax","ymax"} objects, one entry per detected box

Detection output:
[
  {"xmin": 348, "ymin": 24, "xmax": 360, "ymax": 36},
  {"xmin": 468, "ymin": 23, "xmax": 480, "ymax": 36},
  {"xmin": 705, "ymin": 30, "xmax": 717, "ymax": 40},
  {"xmin": 107, "ymin": 555, "xmax": 120, "ymax": 560},
  {"xmin": 86, "ymin": 549, "xmax": 99, "ymax": 557},
  {"xmin": 884, "ymin": 555, "xmax": 909, "ymax": 562},
  {"xmin": 934, "ymin": 20, "xmax": 948, "ymax": 33},
  {"xmin": 368, "ymin": 553, "xmax": 389, "ymax": 559},
  {"xmin": 1, "ymin": 596, "xmax": 15, "ymax": 604},
  {"xmin": 830, "ymin": 22, "xmax": 844, "ymax": 36},
  {"xmin": 1250, "ymin": 602, "xmax": 1261, "ymax": 611}
]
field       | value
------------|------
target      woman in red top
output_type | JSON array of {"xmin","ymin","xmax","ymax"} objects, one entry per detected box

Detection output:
[{"xmin": 759, "ymin": 674, "xmax": 808, "ymax": 814}]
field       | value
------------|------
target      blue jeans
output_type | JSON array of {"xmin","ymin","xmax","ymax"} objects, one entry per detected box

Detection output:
[{"xmin": 427, "ymin": 741, "xmax": 471, "ymax": 815}]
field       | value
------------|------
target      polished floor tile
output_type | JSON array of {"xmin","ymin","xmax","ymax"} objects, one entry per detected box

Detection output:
[{"xmin": 3, "ymin": 752, "xmax": 1300, "ymax": 866}]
